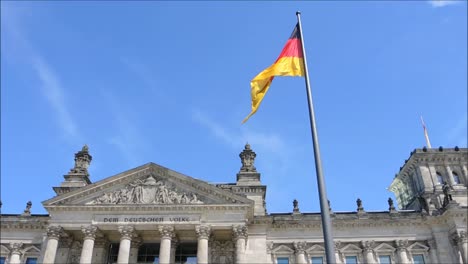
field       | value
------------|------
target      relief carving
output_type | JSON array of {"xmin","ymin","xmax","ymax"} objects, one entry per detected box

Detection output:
[
  {"xmin": 87, "ymin": 176, "xmax": 203, "ymax": 205},
  {"xmin": 210, "ymin": 241, "xmax": 234, "ymax": 264}
]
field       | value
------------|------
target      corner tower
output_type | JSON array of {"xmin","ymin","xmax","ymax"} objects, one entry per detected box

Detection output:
[{"xmin": 389, "ymin": 147, "xmax": 467, "ymax": 215}]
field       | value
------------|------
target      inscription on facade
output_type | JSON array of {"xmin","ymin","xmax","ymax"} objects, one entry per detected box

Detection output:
[{"xmin": 94, "ymin": 214, "xmax": 200, "ymax": 223}]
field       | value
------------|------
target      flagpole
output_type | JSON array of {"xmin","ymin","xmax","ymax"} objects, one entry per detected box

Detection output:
[
  {"xmin": 420, "ymin": 116, "xmax": 432, "ymax": 148},
  {"xmin": 296, "ymin": 11, "xmax": 336, "ymax": 263}
]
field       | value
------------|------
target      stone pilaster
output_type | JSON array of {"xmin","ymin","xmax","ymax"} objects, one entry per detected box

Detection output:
[
  {"xmin": 395, "ymin": 240, "xmax": 409, "ymax": 264},
  {"xmin": 232, "ymin": 225, "xmax": 248, "ymax": 264},
  {"xmin": 92, "ymin": 237, "xmax": 110, "ymax": 264},
  {"xmin": 361, "ymin": 240, "xmax": 375, "ymax": 264},
  {"xmin": 453, "ymin": 231, "xmax": 468, "ymax": 264},
  {"xmin": 170, "ymin": 236, "xmax": 178, "ymax": 264},
  {"xmin": 334, "ymin": 241, "xmax": 343, "ymax": 264},
  {"xmin": 43, "ymin": 226, "xmax": 64, "ymax": 264},
  {"xmin": 9, "ymin": 242, "xmax": 23, "ymax": 264},
  {"xmin": 80, "ymin": 225, "xmax": 100, "ymax": 264},
  {"xmin": 117, "ymin": 226, "xmax": 135, "ymax": 264},
  {"xmin": 293, "ymin": 241, "xmax": 307, "ymax": 264},
  {"xmin": 158, "ymin": 225, "xmax": 174, "ymax": 264},
  {"xmin": 427, "ymin": 239, "xmax": 439, "ymax": 264},
  {"xmin": 129, "ymin": 237, "xmax": 142, "ymax": 264},
  {"xmin": 196, "ymin": 225, "xmax": 211, "ymax": 264}
]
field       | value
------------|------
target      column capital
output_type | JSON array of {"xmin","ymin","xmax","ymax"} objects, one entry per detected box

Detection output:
[
  {"xmin": 452, "ymin": 231, "xmax": 468, "ymax": 245},
  {"xmin": 47, "ymin": 225, "xmax": 64, "ymax": 240},
  {"xmin": 9, "ymin": 242, "xmax": 24, "ymax": 255},
  {"xmin": 131, "ymin": 237, "xmax": 142, "ymax": 249},
  {"xmin": 196, "ymin": 225, "xmax": 211, "ymax": 240},
  {"xmin": 94, "ymin": 237, "xmax": 110, "ymax": 248},
  {"xmin": 293, "ymin": 241, "xmax": 307, "ymax": 254},
  {"xmin": 427, "ymin": 239, "xmax": 437, "ymax": 249},
  {"xmin": 334, "ymin": 241, "xmax": 342, "ymax": 251},
  {"xmin": 266, "ymin": 241, "xmax": 274, "ymax": 254},
  {"xmin": 118, "ymin": 225, "xmax": 136, "ymax": 241},
  {"xmin": 395, "ymin": 239, "xmax": 409, "ymax": 250},
  {"xmin": 361, "ymin": 240, "xmax": 375, "ymax": 252},
  {"xmin": 81, "ymin": 225, "xmax": 101, "ymax": 240},
  {"xmin": 232, "ymin": 225, "xmax": 248, "ymax": 240},
  {"xmin": 158, "ymin": 225, "xmax": 175, "ymax": 239}
]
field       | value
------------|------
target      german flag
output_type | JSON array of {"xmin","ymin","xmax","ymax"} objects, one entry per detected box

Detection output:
[{"xmin": 242, "ymin": 24, "xmax": 305, "ymax": 123}]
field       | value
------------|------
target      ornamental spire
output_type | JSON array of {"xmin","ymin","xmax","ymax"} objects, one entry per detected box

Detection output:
[
  {"xmin": 239, "ymin": 143, "xmax": 257, "ymax": 172},
  {"xmin": 70, "ymin": 144, "xmax": 92, "ymax": 174}
]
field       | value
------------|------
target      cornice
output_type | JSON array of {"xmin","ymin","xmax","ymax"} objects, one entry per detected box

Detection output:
[
  {"xmin": 391, "ymin": 148, "xmax": 467, "ymax": 188},
  {"xmin": 43, "ymin": 204, "xmax": 252, "ymax": 212}
]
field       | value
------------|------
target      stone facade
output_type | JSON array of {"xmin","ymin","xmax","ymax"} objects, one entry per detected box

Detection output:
[{"xmin": 1, "ymin": 145, "xmax": 467, "ymax": 264}]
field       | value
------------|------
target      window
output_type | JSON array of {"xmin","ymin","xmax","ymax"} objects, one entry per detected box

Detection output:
[
  {"xmin": 345, "ymin": 256, "xmax": 358, "ymax": 264},
  {"xmin": 277, "ymin": 257, "xmax": 289, "ymax": 264},
  {"xmin": 25, "ymin": 258, "xmax": 38, "ymax": 264},
  {"xmin": 137, "ymin": 243, "xmax": 160, "ymax": 264},
  {"xmin": 174, "ymin": 243, "xmax": 197, "ymax": 264},
  {"xmin": 453, "ymin": 171, "xmax": 461, "ymax": 184},
  {"xmin": 311, "ymin": 256, "xmax": 324, "ymax": 264},
  {"xmin": 107, "ymin": 243, "xmax": 120, "ymax": 264},
  {"xmin": 413, "ymin": 254, "xmax": 425, "ymax": 264},
  {"xmin": 0, "ymin": 257, "xmax": 5, "ymax": 264},
  {"xmin": 378, "ymin": 255, "xmax": 391, "ymax": 264},
  {"xmin": 436, "ymin": 172, "xmax": 444, "ymax": 184}
]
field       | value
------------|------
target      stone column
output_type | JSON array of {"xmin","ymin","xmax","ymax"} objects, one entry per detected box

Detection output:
[
  {"xmin": 361, "ymin": 241, "xmax": 375, "ymax": 264},
  {"xmin": 9, "ymin": 242, "xmax": 23, "ymax": 264},
  {"xmin": 395, "ymin": 240, "xmax": 409, "ymax": 264},
  {"xmin": 43, "ymin": 226, "xmax": 64, "ymax": 264},
  {"xmin": 445, "ymin": 166, "xmax": 456, "ymax": 186},
  {"xmin": 117, "ymin": 226, "xmax": 135, "ymax": 264},
  {"xmin": 158, "ymin": 226, "xmax": 174, "ymax": 264},
  {"xmin": 80, "ymin": 225, "xmax": 100, "ymax": 264},
  {"xmin": 293, "ymin": 242, "xmax": 307, "ymax": 264},
  {"xmin": 196, "ymin": 225, "xmax": 211, "ymax": 264},
  {"xmin": 129, "ymin": 237, "xmax": 142, "ymax": 264},
  {"xmin": 461, "ymin": 165, "xmax": 468, "ymax": 183},
  {"xmin": 454, "ymin": 231, "xmax": 468, "ymax": 264},
  {"xmin": 232, "ymin": 225, "xmax": 248, "ymax": 264}
]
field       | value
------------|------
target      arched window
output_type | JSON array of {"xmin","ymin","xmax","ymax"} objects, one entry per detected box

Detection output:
[
  {"xmin": 436, "ymin": 172, "xmax": 444, "ymax": 185},
  {"xmin": 452, "ymin": 171, "xmax": 461, "ymax": 184}
]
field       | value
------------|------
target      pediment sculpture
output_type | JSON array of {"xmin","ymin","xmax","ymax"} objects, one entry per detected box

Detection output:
[{"xmin": 87, "ymin": 176, "xmax": 203, "ymax": 205}]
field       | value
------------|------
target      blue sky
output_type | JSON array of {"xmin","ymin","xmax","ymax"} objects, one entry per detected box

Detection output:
[{"xmin": 1, "ymin": 1, "xmax": 466, "ymax": 215}]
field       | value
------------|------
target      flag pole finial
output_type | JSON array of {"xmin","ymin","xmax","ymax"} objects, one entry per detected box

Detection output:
[{"xmin": 296, "ymin": 11, "xmax": 301, "ymax": 15}]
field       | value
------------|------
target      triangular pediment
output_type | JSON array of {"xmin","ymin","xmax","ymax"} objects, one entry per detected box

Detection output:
[{"xmin": 43, "ymin": 163, "xmax": 252, "ymax": 207}]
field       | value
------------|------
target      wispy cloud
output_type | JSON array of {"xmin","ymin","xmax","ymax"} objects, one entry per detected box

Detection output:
[
  {"xmin": 2, "ymin": 4, "xmax": 82, "ymax": 143},
  {"xmin": 428, "ymin": 0, "xmax": 463, "ymax": 7},
  {"xmin": 31, "ymin": 57, "xmax": 81, "ymax": 141},
  {"xmin": 100, "ymin": 89, "xmax": 145, "ymax": 166},
  {"xmin": 191, "ymin": 109, "xmax": 291, "ymax": 173}
]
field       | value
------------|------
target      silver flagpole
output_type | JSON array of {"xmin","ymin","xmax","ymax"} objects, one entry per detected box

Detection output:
[{"xmin": 296, "ymin": 11, "xmax": 336, "ymax": 263}]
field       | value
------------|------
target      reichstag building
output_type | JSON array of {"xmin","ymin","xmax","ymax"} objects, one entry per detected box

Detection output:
[{"xmin": 1, "ymin": 144, "xmax": 467, "ymax": 264}]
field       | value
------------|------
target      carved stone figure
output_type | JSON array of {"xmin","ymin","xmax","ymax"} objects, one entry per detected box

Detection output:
[
  {"xmin": 22, "ymin": 201, "xmax": 32, "ymax": 215},
  {"xmin": 293, "ymin": 199, "xmax": 300, "ymax": 213},
  {"xmin": 87, "ymin": 176, "xmax": 203, "ymax": 205},
  {"xmin": 70, "ymin": 145, "xmax": 92, "ymax": 174},
  {"xmin": 239, "ymin": 143, "xmax": 257, "ymax": 172},
  {"xmin": 442, "ymin": 182, "xmax": 453, "ymax": 207},
  {"xmin": 357, "ymin": 198, "xmax": 364, "ymax": 211}
]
